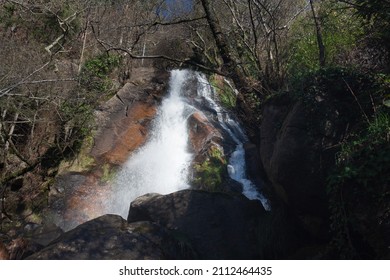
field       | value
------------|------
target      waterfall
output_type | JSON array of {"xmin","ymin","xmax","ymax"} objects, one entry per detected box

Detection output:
[
  {"xmin": 106, "ymin": 69, "xmax": 269, "ymax": 218},
  {"xmin": 106, "ymin": 69, "xmax": 193, "ymax": 217},
  {"xmin": 196, "ymin": 73, "xmax": 270, "ymax": 210}
]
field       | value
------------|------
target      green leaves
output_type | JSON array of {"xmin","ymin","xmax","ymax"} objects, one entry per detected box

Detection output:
[
  {"xmin": 193, "ymin": 146, "xmax": 227, "ymax": 192},
  {"xmin": 288, "ymin": 1, "xmax": 364, "ymax": 78},
  {"xmin": 80, "ymin": 53, "xmax": 121, "ymax": 92}
]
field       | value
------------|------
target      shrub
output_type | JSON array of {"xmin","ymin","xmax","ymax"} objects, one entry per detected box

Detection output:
[{"xmin": 80, "ymin": 53, "xmax": 121, "ymax": 92}]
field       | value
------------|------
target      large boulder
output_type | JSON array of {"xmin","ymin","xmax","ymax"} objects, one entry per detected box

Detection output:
[
  {"xmin": 258, "ymin": 72, "xmax": 372, "ymax": 235},
  {"xmin": 128, "ymin": 190, "xmax": 265, "ymax": 259},
  {"xmin": 260, "ymin": 98, "xmax": 330, "ymax": 218},
  {"xmin": 27, "ymin": 215, "xmax": 191, "ymax": 260}
]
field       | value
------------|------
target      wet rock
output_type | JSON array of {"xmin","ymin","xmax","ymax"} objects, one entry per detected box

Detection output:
[
  {"xmin": 188, "ymin": 111, "xmax": 223, "ymax": 162},
  {"xmin": 92, "ymin": 68, "xmax": 168, "ymax": 165},
  {"xmin": 46, "ymin": 67, "xmax": 170, "ymax": 231},
  {"xmin": 128, "ymin": 190, "xmax": 265, "ymax": 259},
  {"xmin": 244, "ymin": 143, "xmax": 267, "ymax": 188},
  {"xmin": 98, "ymin": 102, "xmax": 157, "ymax": 165},
  {"xmin": 48, "ymin": 172, "xmax": 112, "ymax": 231},
  {"xmin": 28, "ymin": 215, "xmax": 193, "ymax": 260}
]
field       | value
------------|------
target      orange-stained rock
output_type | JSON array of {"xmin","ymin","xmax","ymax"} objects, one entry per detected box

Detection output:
[
  {"xmin": 101, "ymin": 103, "xmax": 156, "ymax": 165},
  {"xmin": 91, "ymin": 67, "xmax": 167, "ymax": 165},
  {"xmin": 48, "ymin": 68, "xmax": 169, "ymax": 230},
  {"xmin": 188, "ymin": 112, "xmax": 222, "ymax": 162}
]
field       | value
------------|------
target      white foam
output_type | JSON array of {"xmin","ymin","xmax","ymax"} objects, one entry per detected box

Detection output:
[
  {"xmin": 196, "ymin": 73, "xmax": 270, "ymax": 210},
  {"xmin": 107, "ymin": 70, "xmax": 193, "ymax": 217}
]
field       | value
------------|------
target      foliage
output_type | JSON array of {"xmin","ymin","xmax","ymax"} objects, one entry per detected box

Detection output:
[
  {"xmin": 58, "ymin": 98, "xmax": 95, "ymax": 158},
  {"xmin": 289, "ymin": 67, "xmax": 381, "ymax": 136},
  {"xmin": 80, "ymin": 53, "xmax": 122, "ymax": 92},
  {"xmin": 325, "ymin": 69, "xmax": 390, "ymax": 258},
  {"xmin": 0, "ymin": 2, "xmax": 80, "ymax": 44},
  {"xmin": 355, "ymin": 0, "xmax": 390, "ymax": 57},
  {"xmin": 0, "ymin": 2, "xmax": 16, "ymax": 27},
  {"xmin": 210, "ymin": 75, "xmax": 237, "ymax": 109},
  {"xmin": 193, "ymin": 146, "xmax": 227, "ymax": 192},
  {"xmin": 288, "ymin": 2, "xmax": 364, "ymax": 77}
]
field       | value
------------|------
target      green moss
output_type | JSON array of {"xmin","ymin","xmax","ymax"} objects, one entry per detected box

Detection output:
[
  {"xmin": 193, "ymin": 146, "xmax": 227, "ymax": 192},
  {"xmin": 25, "ymin": 212, "xmax": 43, "ymax": 224},
  {"xmin": 210, "ymin": 75, "xmax": 237, "ymax": 109},
  {"xmin": 101, "ymin": 163, "xmax": 116, "ymax": 183},
  {"xmin": 57, "ymin": 130, "xmax": 96, "ymax": 174}
]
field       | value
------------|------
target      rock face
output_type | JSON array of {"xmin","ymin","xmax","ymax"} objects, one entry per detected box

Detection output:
[
  {"xmin": 28, "ymin": 190, "xmax": 307, "ymax": 260},
  {"xmin": 28, "ymin": 215, "xmax": 190, "ymax": 260},
  {"xmin": 47, "ymin": 68, "xmax": 170, "ymax": 230},
  {"xmin": 128, "ymin": 190, "xmax": 265, "ymax": 259},
  {"xmin": 92, "ymin": 67, "xmax": 169, "ymax": 165},
  {"xmin": 260, "ymin": 98, "xmax": 329, "ymax": 217},
  {"xmin": 188, "ymin": 111, "xmax": 223, "ymax": 162},
  {"xmin": 258, "ymin": 87, "xmax": 366, "ymax": 232}
]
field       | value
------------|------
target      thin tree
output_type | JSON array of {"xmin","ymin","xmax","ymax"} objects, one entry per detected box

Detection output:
[{"xmin": 309, "ymin": 0, "xmax": 326, "ymax": 67}]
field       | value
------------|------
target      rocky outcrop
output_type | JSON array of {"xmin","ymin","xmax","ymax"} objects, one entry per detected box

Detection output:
[
  {"xmin": 258, "ymin": 82, "xmax": 368, "ymax": 237},
  {"xmin": 28, "ymin": 214, "xmax": 193, "ymax": 260},
  {"xmin": 259, "ymin": 97, "xmax": 330, "ymax": 218},
  {"xmin": 23, "ymin": 222, "xmax": 64, "ymax": 247},
  {"xmin": 128, "ymin": 190, "xmax": 265, "ymax": 259},
  {"xmin": 188, "ymin": 111, "xmax": 223, "ymax": 162},
  {"xmin": 244, "ymin": 143, "xmax": 267, "ymax": 188},
  {"xmin": 46, "ymin": 68, "xmax": 170, "ymax": 230},
  {"xmin": 92, "ymin": 67, "xmax": 169, "ymax": 165},
  {"xmin": 26, "ymin": 189, "xmax": 307, "ymax": 260}
]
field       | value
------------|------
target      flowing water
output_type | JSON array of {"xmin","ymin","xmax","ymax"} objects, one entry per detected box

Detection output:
[
  {"xmin": 106, "ymin": 69, "xmax": 193, "ymax": 217},
  {"xmin": 106, "ymin": 69, "xmax": 269, "ymax": 218},
  {"xmin": 196, "ymin": 73, "xmax": 270, "ymax": 210}
]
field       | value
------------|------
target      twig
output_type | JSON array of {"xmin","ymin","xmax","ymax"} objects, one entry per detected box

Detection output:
[{"xmin": 342, "ymin": 78, "xmax": 370, "ymax": 124}]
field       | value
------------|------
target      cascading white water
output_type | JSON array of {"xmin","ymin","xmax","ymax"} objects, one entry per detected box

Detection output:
[
  {"xmin": 106, "ymin": 69, "xmax": 193, "ymax": 217},
  {"xmin": 196, "ymin": 73, "xmax": 271, "ymax": 210}
]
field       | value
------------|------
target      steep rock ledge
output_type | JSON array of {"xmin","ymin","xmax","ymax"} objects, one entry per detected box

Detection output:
[{"xmin": 46, "ymin": 68, "xmax": 169, "ymax": 230}]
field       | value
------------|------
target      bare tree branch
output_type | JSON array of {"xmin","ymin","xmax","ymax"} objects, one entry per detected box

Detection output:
[
  {"xmin": 92, "ymin": 31, "xmax": 226, "ymax": 76},
  {"xmin": 0, "ymin": 61, "xmax": 51, "ymax": 97}
]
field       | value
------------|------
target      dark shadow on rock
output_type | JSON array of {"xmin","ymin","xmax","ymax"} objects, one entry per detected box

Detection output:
[
  {"xmin": 27, "ymin": 214, "xmax": 195, "ymax": 260},
  {"xmin": 128, "ymin": 190, "xmax": 267, "ymax": 259}
]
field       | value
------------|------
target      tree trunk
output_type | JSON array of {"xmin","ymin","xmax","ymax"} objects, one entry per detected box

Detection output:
[
  {"xmin": 200, "ymin": 0, "xmax": 235, "ymax": 70},
  {"xmin": 309, "ymin": 0, "xmax": 326, "ymax": 68},
  {"xmin": 200, "ymin": 0, "xmax": 248, "ymax": 91}
]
